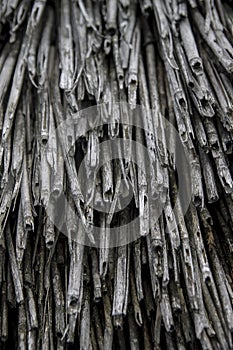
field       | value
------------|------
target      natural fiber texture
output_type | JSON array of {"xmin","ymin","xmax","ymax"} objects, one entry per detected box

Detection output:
[{"xmin": 0, "ymin": 0, "xmax": 233, "ymax": 349}]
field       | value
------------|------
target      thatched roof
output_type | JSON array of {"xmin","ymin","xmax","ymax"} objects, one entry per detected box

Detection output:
[{"xmin": 0, "ymin": 0, "xmax": 233, "ymax": 348}]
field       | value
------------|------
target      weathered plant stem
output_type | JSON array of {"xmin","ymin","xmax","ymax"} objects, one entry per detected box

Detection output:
[
  {"xmin": 5, "ymin": 224, "xmax": 24, "ymax": 304},
  {"xmin": 0, "ymin": 0, "xmax": 233, "ymax": 348}
]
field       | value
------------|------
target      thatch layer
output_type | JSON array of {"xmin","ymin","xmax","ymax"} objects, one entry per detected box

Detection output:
[{"xmin": 0, "ymin": 0, "xmax": 233, "ymax": 349}]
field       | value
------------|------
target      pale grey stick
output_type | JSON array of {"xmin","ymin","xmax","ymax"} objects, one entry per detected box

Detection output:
[{"xmin": 5, "ymin": 223, "xmax": 24, "ymax": 304}]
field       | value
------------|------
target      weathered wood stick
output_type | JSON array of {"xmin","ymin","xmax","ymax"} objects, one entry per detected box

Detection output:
[{"xmin": 5, "ymin": 224, "xmax": 24, "ymax": 304}]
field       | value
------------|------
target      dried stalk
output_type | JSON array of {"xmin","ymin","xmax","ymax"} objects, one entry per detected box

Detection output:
[
  {"xmin": 5, "ymin": 224, "xmax": 24, "ymax": 304},
  {"xmin": 0, "ymin": 1, "xmax": 233, "ymax": 348}
]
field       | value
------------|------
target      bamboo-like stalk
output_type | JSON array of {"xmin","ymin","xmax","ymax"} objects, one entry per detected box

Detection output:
[
  {"xmin": 5, "ymin": 224, "xmax": 24, "ymax": 304},
  {"xmin": 112, "ymin": 214, "xmax": 130, "ymax": 328},
  {"xmin": 103, "ymin": 289, "xmax": 114, "ymax": 350}
]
